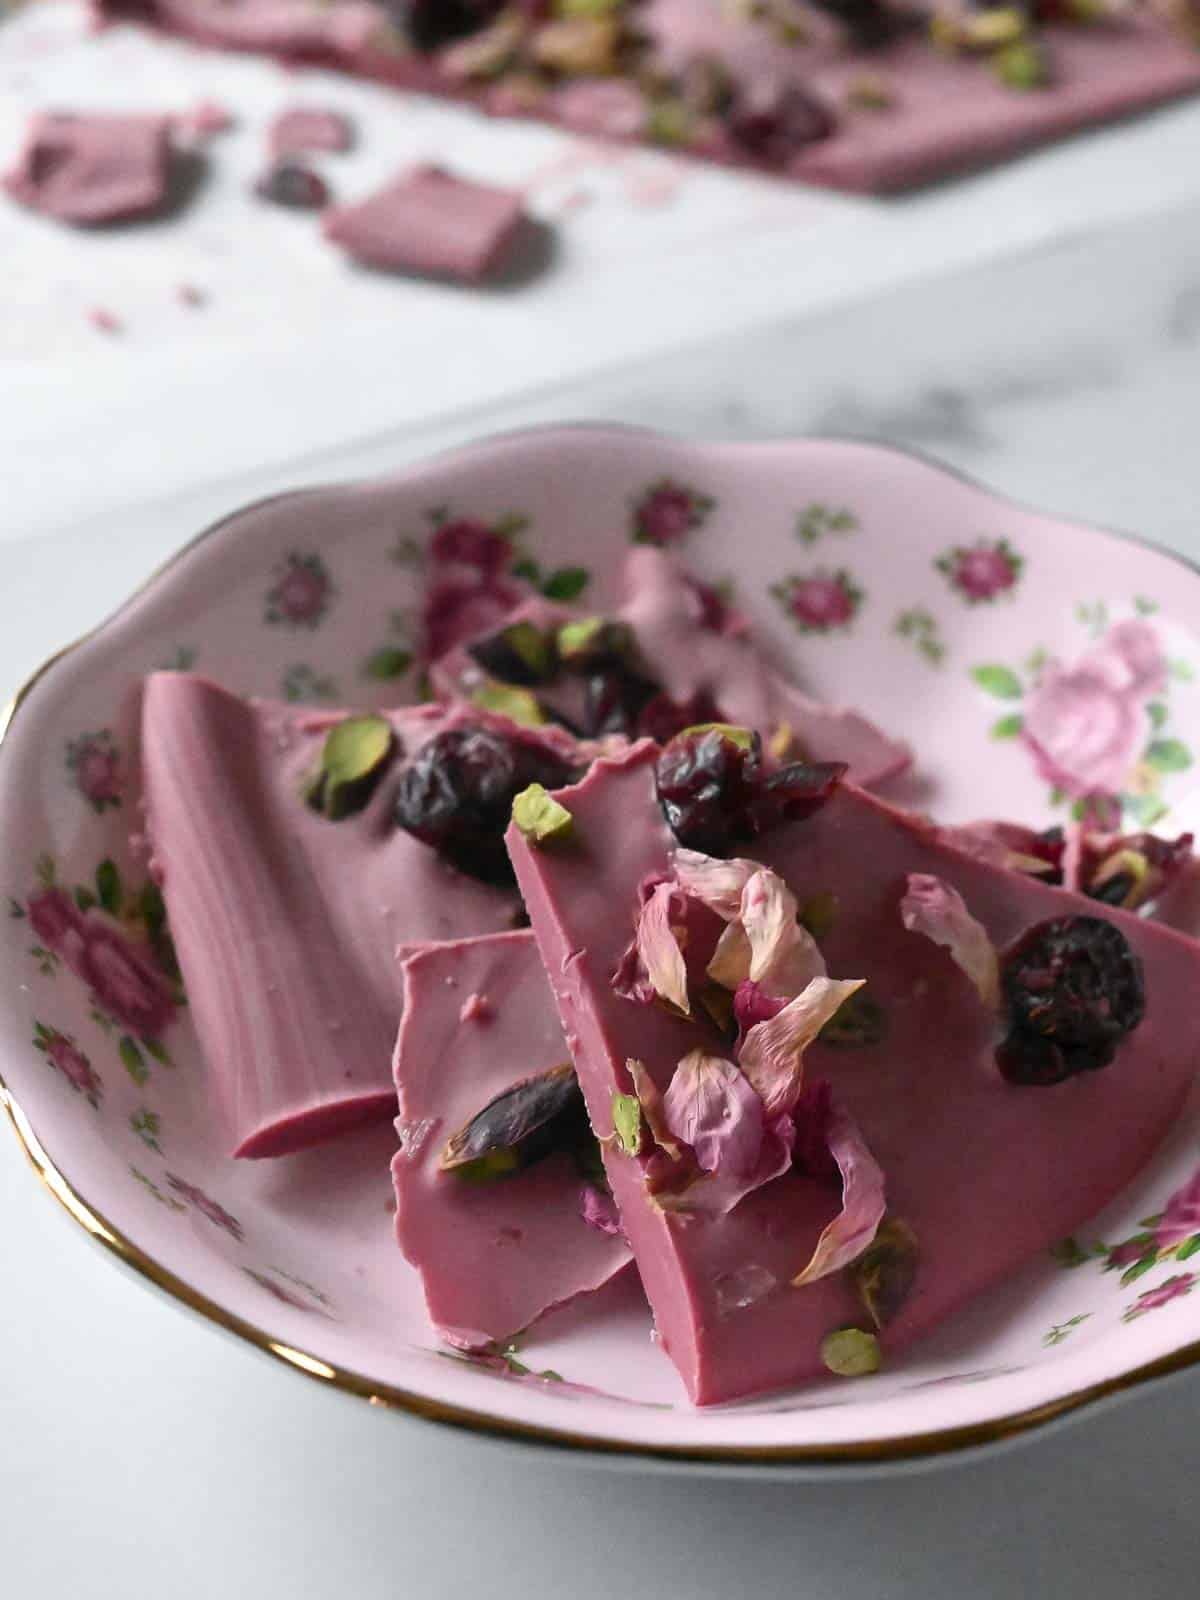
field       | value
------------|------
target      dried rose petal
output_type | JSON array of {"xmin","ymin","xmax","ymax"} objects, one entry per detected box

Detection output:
[
  {"xmin": 792, "ymin": 1103, "xmax": 886, "ymax": 1286},
  {"xmin": 662, "ymin": 1049, "xmax": 764, "ymax": 1176},
  {"xmin": 739, "ymin": 977, "xmax": 864, "ymax": 1118},
  {"xmin": 900, "ymin": 873, "xmax": 1000, "ymax": 1009}
]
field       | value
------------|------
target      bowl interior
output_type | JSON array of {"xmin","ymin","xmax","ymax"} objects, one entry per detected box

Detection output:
[{"xmin": 6, "ymin": 429, "xmax": 1200, "ymax": 1463}]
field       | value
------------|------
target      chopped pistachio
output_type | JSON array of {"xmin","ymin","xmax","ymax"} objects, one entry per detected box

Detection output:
[
  {"xmin": 845, "ymin": 73, "xmax": 894, "ymax": 112},
  {"xmin": 1090, "ymin": 848, "xmax": 1151, "ymax": 909},
  {"xmin": 440, "ymin": 1063, "xmax": 587, "ymax": 1180},
  {"xmin": 817, "ymin": 988, "xmax": 886, "ymax": 1048},
  {"xmin": 768, "ymin": 720, "xmax": 796, "ymax": 762},
  {"xmin": 820, "ymin": 1327, "xmax": 881, "ymax": 1378},
  {"xmin": 305, "ymin": 714, "xmax": 395, "ymax": 820},
  {"xmin": 467, "ymin": 619, "xmax": 556, "ymax": 685},
  {"xmin": 853, "ymin": 1219, "xmax": 919, "ymax": 1330},
  {"xmin": 678, "ymin": 721, "xmax": 756, "ymax": 750},
  {"xmin": 557, "ymin": 616, "xmax": 635, "ymax": 671},
  {"xmin": 512, "ymin": 782, "xmax": 574, "ymax": 845},
  {"xmin": 647, "ymin": 97, "xmax": 693, "ymax": 147},
  {"xmin": 799, "ymin": 891, "xmax": 838, "ymax": 940},
  {"xmin": 993, "ymin": 38, "xmax": 1050, "ymax": 90},
  {"xmin": 611, "ymin": 1090, "xmax": 643, "ymax": 1156},
  {"xmin": 531, "ymin": 15, "xmax": 621, "ymax": 76},
  {"xmin": 962, "ymin": 6, "xmax": 1027, "ymax": 48},
  {"xmin": 471, "ymin": 683, "xmax": 547, "ymax": 726},
  {"xmin": 556, "ymin": 0, "xmax": 624, "ymax": 15},
  {"xmin": 697, "ymin": 981, "xmax": 736, "ymax": 1041}
]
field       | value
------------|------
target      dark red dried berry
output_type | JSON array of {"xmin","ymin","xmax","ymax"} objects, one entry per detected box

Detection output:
[
  {"xmin": 726, "ymin": 84, "xmax": 835, "ymax": 168},
  {"xmin": 390, "ymin": 0, "xmax": 505, "ymax": 52},
  {"xmin": 636, "ymin": 689, "xmax": 725, "ymax": 747},
  {"xmin": 754, "ymin": 760, "xmax": 847, "ymax": 831},
  {"xmin": 582, "ymin": 666, "xmax": 660, "ymax": 738},
  {"xmin": 997, "ymin": 915, "xmax": 1146, "ymax": 1085},
  {"xmin": 253, "ymin": 161, "xmax": 330, "ymax": 209},
  {"xmin": 394, "ymin": 725, "xmax": 573, "ymax": 885},
  {"xmin": 654, "ymin": 727, "xmax": 763, "ymax": 856}
]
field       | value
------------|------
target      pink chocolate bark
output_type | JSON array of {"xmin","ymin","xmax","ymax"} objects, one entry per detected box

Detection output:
[
  {"xmin": 4, "ymin": 112, "xmax": 175, "ymax": 225},
  {"xmin": 268, "ymin": 105, "xmax": 355, "ymax": 157},
  {"xmin": 507, "ymin": 744, "xmax": 1200, "ymax": 1403},
  {"xmin": 323, "ymin": 166, "xmax": 528, "ymax": 283},
  {"xmin": 391, "ymin": 932, "xmax": 631, "ymax": 1348},
  {"xmin": 141, "ymin": 674, "xmax": 549, "ymax": 1157},
  {"xmin": 91, "ymin": 0, "xmax": 1200, "ymax": 195},
  {"xmin": 433, "ymin": 548, "xmax": 909, "ymax": 788}
]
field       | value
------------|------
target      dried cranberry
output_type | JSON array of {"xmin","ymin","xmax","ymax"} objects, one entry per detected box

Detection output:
[
  {"xmin": 637, "ymin": 689, "xmax": 725, "ymax": 746},
  {"xmin": 997, "ymin": 915, "xmax": 1146, "ymax": 1085},
  {"xmin": 391, "ymin": 0, "xmax": 504, "ymax": 52},
  {"xmin": 654, "ymin": 727, "xmax": 762, "ymax": 856},
  {"xmin": 726, "ymin": 84, "xmax": 835, "ymax": 168},
  {"xmin": 755, "ymin": 760, "xmax": 847, "ymax": 830},
  {"xmin": 394, "ymin": 725, "xmax": 572, "ymax": 885},
  {"xmin": 806, "ymin": 0, "xmax": 896, "ymax": 48},
  {"xmin": 582, "ymin": 666, "xmax": 660, "ymax": 738},
  {"xmin": 253, "ymin": 162, "xmax": 330, "ymax": 209}
]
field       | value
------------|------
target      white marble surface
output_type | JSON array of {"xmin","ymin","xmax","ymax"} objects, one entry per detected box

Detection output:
[{"xmin": 6, "ymin": 10, "xmax": 1200, "ymax": 1595}]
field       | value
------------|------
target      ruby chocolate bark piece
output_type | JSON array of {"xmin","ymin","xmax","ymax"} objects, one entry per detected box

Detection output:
[
  {"xmin": 4, "ymin": 112, "xmax": 176, "ymax": 225},
  {"xmin": 90, "ymin": 0, "xmax": 1200, "ymax": 196},
  {"xmin": 323, "ymin": 165, "xmax": 528, "ymax": 283},
  {"xmin": 507, "ymin": 740, "xmax": 1200, "ymax": 1403},
  {"xmin": 433, "ymin": 547, "xmax": 909, "ymax": 787},
  {"xmin": 392, "ymin": 932, "xmax": 631, "ymax": 1349},
  {"xmin": 141, "ymin": 673, "xmax": 581, "ymax": 1157}
]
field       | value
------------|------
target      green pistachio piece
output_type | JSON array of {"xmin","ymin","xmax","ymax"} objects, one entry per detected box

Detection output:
[
  {"xmin": 306, "ymin": 714, "xmax": 396, "ymax": 821},
  {"xmin": 963, "ymin": 6, "xmax": 1026, "ymax": 46},
  {"xmin": 556, "ymin": 0, "xmax": 624, "ymax": 15},
  {"xmin": 647, "ymin": 97, "xmax": 692, "ymax": 147},
  {"xmin": 678, "ymin": 721, "xmax": 756, "ymax": 750},
  {"xmin": 467, "ymin": 619, "xmax": 556, "ymax": 686},
  {"xmin": 611, "ymin": 1091, "xmax": 642, "ymax": 1156},
  {"xmin": 853, "ymin": 1219, "xmax": 920, "ymax": 1330},
  {"xmin": 799, "ymin": 891, "xmax": 838, "ymax": 940},
  {"xmin": 845, "ymin": 73, "xmax": 894, "ymax": 111},
  {"xmin": 512, "ymin": 783, "xmax": 574, "ymax": 845},
  {"xmin": 440, "ymin": 1063, "xmax": 587, "ymax": 1181},
  {"xmin": 992, "ymin": 39, "xmax": 1050, "ymax": 90},
  {"xmin": 820, "ymin": 1327, "xmax": 882, "ymax": 1378},
  {"xmin": 817, "ymin": 989, "xmax": 887, "ymax": 1049},
  {"xmin": 557, "ymin": 616, "xmax": 636, "ymax": 672},
  {"xmin": 471, "ymin": 683, "xmax": 547, "ymax": 726}
]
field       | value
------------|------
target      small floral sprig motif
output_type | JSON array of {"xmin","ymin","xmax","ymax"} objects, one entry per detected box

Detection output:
[
  {"xmin": 1043, "ymin": 1313, "xmax": 1091, "ymax": 1347},
  {"xmin": 130, "ymin": 1165, "xmax": 186, "ymax": 1212},
  {"xmin": 244, "ymin": 1267, "xmax": 336, "ymax": 1316},
  {"xmin": 1123, "ymin": 1273, "xmax": 1197, "ymax": 1322},
  {"xmin": 281, "ymin": 664, "xmax": 339, "ymax": 704},
  {"xmin": 65, "ymin": 729, "xmax": 123, "ymax": 813},
  {"xmin": 631, "ymin": 479, "xmax": 714, "ymax": 547},
  {"xmin": 361, "ymin": 610, "xmax": 415, "ymax": 683},
  {"xmin": 894, "ymin": 608, "xmax": 945, "ymax": 666},
  {"xmin": 440, "ymin": 1340, "xmax": 564, "ymax": 1385},
  {"xmin": 936, "ymin": 538, "xmax": 1023, "ymax": 603},
  {"xmin": 165, "ymin": 1174, "xmax": 244, "ymax": 1241},
  {"xmin": 32, "ymin": 1021, "xmax": 101, "ymax": 1106},
  {"xmin": 795, "ymin": 502, "xmax": 858, "ymax": 546},
  {"xmin": 771, "ymin": 570, "xmax": 864, "ymax": 635},
  {"xmin": 130, "ymin": 1107, "xmax": 162, "ymax": 1152},
  {"xmin": 264, "ymin": 552, "xmax": 335, "ymax": 629}
]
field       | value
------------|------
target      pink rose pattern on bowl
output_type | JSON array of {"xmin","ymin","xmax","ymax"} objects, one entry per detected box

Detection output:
[{"xmin": 5, "ymin": 431, "xmax": 1200, "ymax": 1464}]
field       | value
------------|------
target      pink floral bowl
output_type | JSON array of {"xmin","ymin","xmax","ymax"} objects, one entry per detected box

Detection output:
[{"xmin": 5, "ymin": 427, "xmax": 1200, "ymax": 1473}]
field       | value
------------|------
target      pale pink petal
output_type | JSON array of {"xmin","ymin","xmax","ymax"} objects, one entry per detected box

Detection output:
[
  {"xmin": 1085, "ymin": 619, "xmax": 1167, "ymax": 700},
  {"xmin": 638, "ymin": 880, "xmax": 690, "ymax": 1013},
  {"xmin": 900, "ymin": 873, "xmax": 1000, "ymax": 1010},
  {"xmin": 628, "ymin": 1058, "xmax": 682, "ymax": 1160},
  {"xmin": 579, "ymin": 1185, "xmax": 623, "ymax": 1237},
  {"xmin": 739, "ymin": 977, "xmax": 865, "ymax": 1118},
  {"xmin": 707, "ymin": 919, "xmax": 752, "ymax": 989},
  {"xmin": 662, "ymin": 1049, "xmax": 764, "ymax": 1176},
  {"xmin": 741, "ymin": 868, "xmax": 826, "ymax": 998},
  {"xmin": 653, "ymin": 1113, "xmax": 794, "ymax": 1218},
  {"xmin": 671, "ymin": 849, "xmax": 758, "ymax": 920},
  {"xmin": 792, "ymin": 1104, "xmax": 887, "ymax": 1287}
]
